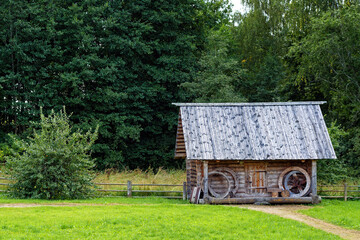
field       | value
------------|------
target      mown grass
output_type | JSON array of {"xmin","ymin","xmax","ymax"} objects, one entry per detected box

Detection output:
[
  {"xmin": 299, "ymin": 199, "xmax": 360, "ymax": 231},
  {"xmin": 0, "ymin": 201, "xmax": 340, "ymax": 240}
]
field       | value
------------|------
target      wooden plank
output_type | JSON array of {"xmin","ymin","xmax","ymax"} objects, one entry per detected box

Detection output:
[
  {"xmin": 311, "ymin": 160, "xmax": 317, "ymax": 196},
  {"xmin": 97, "ymin": 189, "xmax": 127, "ymax": 192},
  {"xmin": 344, "ymin": 183, "xmax": 347, "ymax": 201},
  {"xmin": 318, "ymin": 190, "xmax": 346, "ymax": 193},
  {"xmin": 183, "ymin": 182, "xmax": 187, "ymax": 200},
  {"xmin": 133, "ymin": 196, "xmax": 182, "ymax": 199},
  {"xmin": 207, "ymin": 197, "xmax": 314, "ymax": 204},
  {"xmin": 0, "ymin": 177, "xmax": 13, "ymax": 180},
  {"xmin": 94, "ymin": 183, "xmax": 127, "ymax": 186},
  {"xmin": 132, "ymin": 190, "xmax": 183, "ymax": 193},
  {"xmin": 203, "ymin": 161, "xmax": 208, "ymax": 198},
  {"xmin": 173, "ymin": 102, "xmax": 327, "ymax": 107},
  {"xmin": 132, "ymin": 184, "xmax": 182, "ymax": 187},
  {"xmin": 196, "ymin": 160, "xmax": 201, "ymax": 188},
  {"xmin": 127, "ymin": 180, "xmax": 132, "ymax": 197}
]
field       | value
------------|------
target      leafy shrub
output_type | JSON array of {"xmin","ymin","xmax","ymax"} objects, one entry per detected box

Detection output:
[{"xmin": 6, "ymin": 108, "xmax": 98, "ymax": 199}]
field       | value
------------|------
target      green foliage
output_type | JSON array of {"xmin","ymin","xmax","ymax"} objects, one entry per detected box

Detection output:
[
  {"xmin": 318, "ymin": 122, "xmax": 348, "ymax": 183},
  {"xmin": 182, "ymin": 28, "xmax": 247, "ymax": 102},
  {"xmin": 289, "ymin": 5, "xmax": 360, "ymax": 177},
  {"xmin": 0, "ymin": 0, "xmax": 202, "ymax": 170},
  {"xmin": 6, "ymin": 108, "xmax": 98, "ymax": 199}
]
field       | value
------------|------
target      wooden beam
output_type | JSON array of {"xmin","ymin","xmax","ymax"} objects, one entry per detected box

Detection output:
[
  {"xmin": 311, "ymin": 160, "xmax": 317, "ymax": 196},
  {"xmin": 207, "ymin": 197, "xmax": 314, "ymax": 204},
  {"xmin": 203, "ymin": 161, "xmax": 208, "ymax": 199}
]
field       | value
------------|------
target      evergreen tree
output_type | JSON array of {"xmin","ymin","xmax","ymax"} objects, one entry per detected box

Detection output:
[{"xmin": 0, "ymin": 0, "xmax": 203, "ymax": 169}]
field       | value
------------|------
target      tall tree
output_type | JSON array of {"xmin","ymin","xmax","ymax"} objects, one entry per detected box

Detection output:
[
  {"xmin": 289, "ymin": 5, "xmax": 360, "ymax": 175},
  {"xmin": 0, "ymin": 0, "xmax": 203, "ymax": 169}
]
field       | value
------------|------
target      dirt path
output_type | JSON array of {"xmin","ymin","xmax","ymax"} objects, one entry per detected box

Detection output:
[
  {"xmin": 0, "ymin": 203, "xmax": 132, "ymax": 208},
  {"xmin": 236, "ymin": 205, "xmax": 360, "ymax": 240}
]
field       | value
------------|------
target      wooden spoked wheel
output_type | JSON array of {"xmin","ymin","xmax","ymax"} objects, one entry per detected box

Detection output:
[
  {"xmin": 284, "ymin": 171, "xmax": 308, "ymax": 196},
  {"xmin": 278, "ymin": 167, "xmax": 311, "ymax": 197},
  {"xmin": 212, "ymin": 167, "xmax": 239, "ymax": 196},
  {"xmin": 207, "ymin": 171, "xmax": 231, "ymax": 199}
]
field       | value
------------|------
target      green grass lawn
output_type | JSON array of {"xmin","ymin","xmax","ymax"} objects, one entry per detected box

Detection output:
[
  {"xmin": 0, "ymin": 197, "xmax": 340, "ymax": 240},
  {"xmin": 299, "ymin": 199, "xmax": 360, "ymax": 231}
]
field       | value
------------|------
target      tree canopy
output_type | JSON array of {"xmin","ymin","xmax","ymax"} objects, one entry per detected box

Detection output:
[{"xmin": 1, "ymin": 0, "xmax": 360, "ymax": 181}]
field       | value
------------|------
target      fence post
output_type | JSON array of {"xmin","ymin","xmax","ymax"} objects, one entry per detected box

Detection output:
[
  {"xmin": 183, "ymin": 182, "xmax": 187, "ymax": 200},
  {"xmin": 127, "ymin": 180, "xmax": 132, "ymax": 197},
  {"xmin": 344, "ymin": 183, "xmax": 347, "ymax": 201}
]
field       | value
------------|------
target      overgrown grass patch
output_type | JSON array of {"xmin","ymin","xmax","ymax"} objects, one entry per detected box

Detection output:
[
  {"xmin": 299, "ymin": 199, "xmax": 360, "ymax": 231},
  {"xmin": 0, "ymin": 202, "xmax": 340, "ymax": 239}
]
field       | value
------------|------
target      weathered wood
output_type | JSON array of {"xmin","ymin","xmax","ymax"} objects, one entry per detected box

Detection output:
[
  {"xmin": 196, "ymin": 160, "xmax": 202, "ymax": 188},
  {"xmin": 176, "ymin": 103, "xmax": 335, "ymax": 161},
  {"xmin": 97, "ymin": 189, "xmax": 127, "ymax": 192},
  {"xmin": 183, "ymin": 182, "xmax": 187, "ymax": 200},
  {"xmin": 127, "ymin": 180, "xmax": 132, "ymax": 197},
  {"xmin": 132, "ymin": 183, "xmax": 182, "ymax": 187},
  {"xmin": 281, "ymin": 190, "xmax": 290, "ymax": 197},
  {"xmin": 344, "ymin": 183, "xmax": 348, "ymax": 201},
  {"xmin": 207, "ymin": 197, "xmax": 314, "ymax": 204},
  {"xmin": 267, "ymin": 188, "xmax": 281, "ymax": 192},
  {"xmin": 185, "ymin": 160, "xmax": 318, "ymax": 201},
  {"xmin": 203, "ymin": 161, "xmax": 209, "ymax": 198},
  {"xmin": 173, "ymin": 102, "xmax": 327, "ymax": 106},
  {"xmin": 132, "ymin": 190, "xmax": 183, "ymax": 193},
  {"xmin": 174, "ymin": 111, "xmax": 186, "ymax": 159},
  {"xmin": 311, "ymin": 160, "xmax": 317, "ymax": 196}
]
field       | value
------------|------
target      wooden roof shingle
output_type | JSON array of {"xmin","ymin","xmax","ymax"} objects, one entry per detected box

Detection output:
[{"xmin": 173, "ymin": 102, "xmax": 336, "ymax": 160}]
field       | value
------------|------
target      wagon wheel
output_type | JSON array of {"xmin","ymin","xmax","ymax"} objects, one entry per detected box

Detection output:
[
  {"xmin": 206, "ymin": 171, "xmax": 231, "ymax": 199},
  {"xmin": 284, "ymin": 171, "xmax": 309, "ymax": 197},
  {"xmin": 212, "ymin": 167, "xmax": 239, "ymax": 196},
  {"xmin": 278, "ymin": 167, "xmax": 311, "ymax": 198}
]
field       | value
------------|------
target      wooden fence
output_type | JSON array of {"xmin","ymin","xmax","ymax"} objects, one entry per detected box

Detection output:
[
  {"xmin": 94, "ymin": 181, "xmax": 187, "ymax": 200},
  {"xmin": 0, "ymin": 178, "xmax": 187, "ymax": 200},
  {"xmin": 319, "ymin": 184, "xmax": 360, "ymax": 201},
  {"xmin": 1, "ymin": 177, "xmax": 359, "ymax": 202}
]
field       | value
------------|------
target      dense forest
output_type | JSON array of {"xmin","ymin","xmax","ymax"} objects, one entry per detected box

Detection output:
[{"xmin": 0, "ymin": 0, "xmax": 359, "ymax": 182}]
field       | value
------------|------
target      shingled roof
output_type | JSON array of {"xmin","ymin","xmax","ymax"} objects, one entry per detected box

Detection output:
[{"xmin": 173, "ymin": 102, "xmax": 336, "ymax": 160}]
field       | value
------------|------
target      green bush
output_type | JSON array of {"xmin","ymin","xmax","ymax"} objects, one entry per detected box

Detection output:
[{"xmin": 6, "ymin": 108, "xmax": 98, "ymax": 199}]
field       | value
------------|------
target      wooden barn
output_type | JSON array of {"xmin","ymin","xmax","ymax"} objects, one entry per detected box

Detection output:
[{"xmin": 173, "ymin": 102, "xmax": 336, "ymax": 204}]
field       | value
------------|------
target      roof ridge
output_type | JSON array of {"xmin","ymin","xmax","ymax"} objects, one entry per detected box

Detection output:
[{"xmin": 172, "ymin": 101, "xmax": 326, "ymax": 107}]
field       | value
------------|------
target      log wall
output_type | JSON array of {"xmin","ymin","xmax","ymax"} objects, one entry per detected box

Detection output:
[
  {"xmin": 174, "ymin": 112, "xmax": 186, "ymax": 159},
  {"xmin": 186, "ymin": 160, "xmax": 313, "ymax": 199}
]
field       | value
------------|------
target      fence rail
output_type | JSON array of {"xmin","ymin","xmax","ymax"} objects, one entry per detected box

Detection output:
[
  {"xmin": 319, "ymin": 183, "xmax": 360, "ymax": 201},
  {"xmin": 0, "ymin": 178, "xmax": 187, "ymax": 200},
  {"xmin": 0, "ymin": 176, "xmax": 359, "ymax": 202}
]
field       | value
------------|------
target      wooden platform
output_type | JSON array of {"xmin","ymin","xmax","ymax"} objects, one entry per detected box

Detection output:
[{"xmin": 206, "ymin": 196, "xmax": 321, "ymax": 204}]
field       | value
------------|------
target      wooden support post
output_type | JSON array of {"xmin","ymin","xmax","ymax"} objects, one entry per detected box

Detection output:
[
  {"xmin": 183, "ymin": 182, "xmax": 187, "ymax": 200},
  {"xmin": 344, "ymin": 183, "xmax": 348, "ymax": 201},
  {"xmin": 196, "ymin": 160, "xmax": 201, "ymax": 187},
  {"xmin": 311, "ymin": 160, "xmax": 317, "ymax": 196},
  {"xmin": 127, "ymin": 180, "xmax": 132, "ymax": 197},
  {"xmin": 203, "ymin": 161, "xmax": 208, "ymax": 199}
]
